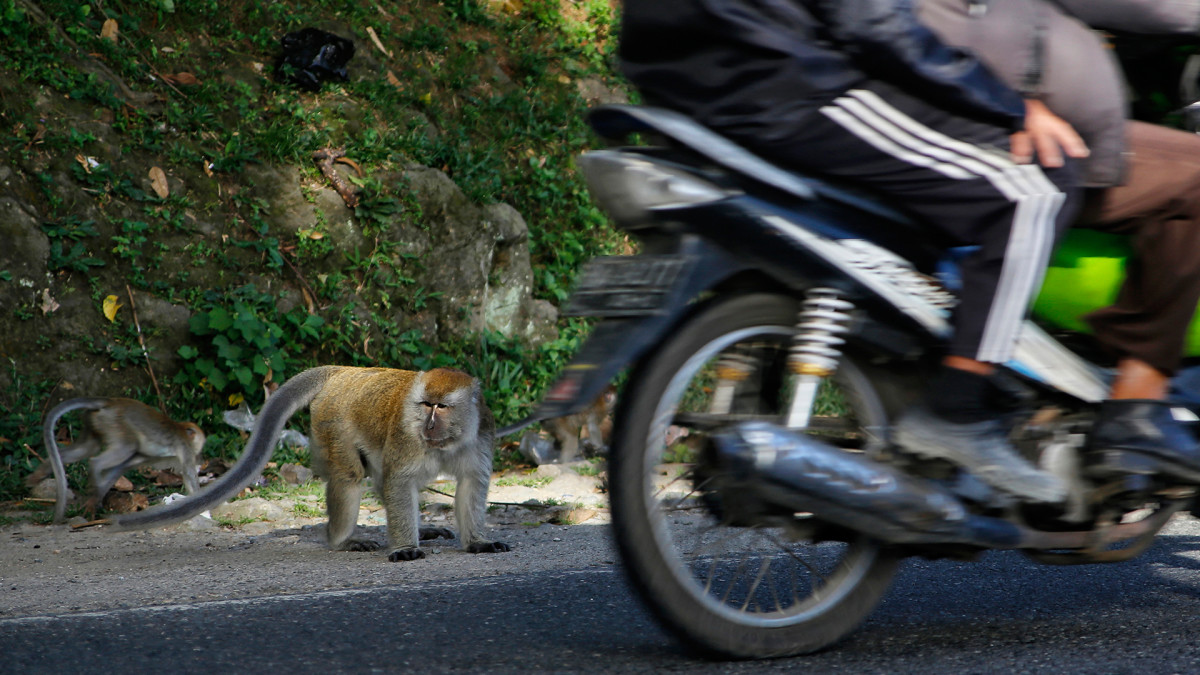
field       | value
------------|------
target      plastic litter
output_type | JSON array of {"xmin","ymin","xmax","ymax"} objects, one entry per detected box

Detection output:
[
  {"xmin": 223, "ymin": 401, "xmax": 310, "ymax": 449},
  {"xmin": 275, "ymin": 28, "xmax": 355, "ymax": 91}
]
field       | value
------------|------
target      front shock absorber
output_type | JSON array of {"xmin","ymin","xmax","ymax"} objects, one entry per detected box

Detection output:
[
  {"xmin": 786, "ymin": 288, "xmax": 854, "ymax": 429},
  {"xmin": 708, "ymin": 351, "xmax": 757, "ymax": 416}
]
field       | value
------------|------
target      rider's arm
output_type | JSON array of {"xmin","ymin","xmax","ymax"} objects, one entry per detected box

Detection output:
[
  {"xmin": 813, "ymin": 0, "xmax": 1026, "ymax": 130},
  {"xmin": 1054, "ymin": 0, "xmax": 1200, "ymax": 34}
]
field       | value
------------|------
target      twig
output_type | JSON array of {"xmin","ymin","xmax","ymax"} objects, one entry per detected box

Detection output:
[
  {"xmin": 23, "ymin": 443, "xmax": 45, "ymax": 463},
  {"xmin": 278, "ymin": 248, "xmax": 321, "ymax": 314},
  {"xmin": 423, "ymin": 486, "xmax": 564, "ymax": 509},
  {"xmin": 313, "ymin": 148, "xmax": 360, "ymax": 208},
  {"xmin": 70, "ymin": 519, "xmax": 109, "ymax": 530},
  {"xmin": 125, "ymin": 285, "xmax": 165, "ymax": 413}
]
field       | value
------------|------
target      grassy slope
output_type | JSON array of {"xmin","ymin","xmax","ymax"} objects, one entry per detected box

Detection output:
[{"xmin": 0, "ymin": 0, "xmax": 628, "ymax": 505}]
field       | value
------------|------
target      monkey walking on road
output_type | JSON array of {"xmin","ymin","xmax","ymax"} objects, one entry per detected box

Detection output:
[
  {"xmin": 109, "ymin": 366, "xmax": 510, "ymax": 562},
  {"xmin": 31, "ymin": 397, "xmax": 206, "ymax": 523}
]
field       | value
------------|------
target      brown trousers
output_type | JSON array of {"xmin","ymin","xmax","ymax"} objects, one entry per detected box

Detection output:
[{"xmin": 1077, "ymin": 121, "xmax": 1200, "ymax": 375}]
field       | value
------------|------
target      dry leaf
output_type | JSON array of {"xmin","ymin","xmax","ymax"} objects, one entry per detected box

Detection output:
[
  {"xmin": 100, "ymin": 18, "xmax": 118, "ymax": 42},
  {"xmin": 171, "ymin": 72, "xmax": 199, "ymax": 86},
  {"xmin": 113, "ymin": 476, "xmax": 134, "ymax": 492},
  {"xmin": 102, "ymin": 295, "xmax": 122, "ymax": 322},
  {"xmin": 488, "ymin": 0, "xmax": 523, "ymax": 14},
  {"xmin": 386, "ymin": 70, "xmax": 403, "ymax": 88},
  {"xmin": 149, "ymin": 166, "xmax": 169, "ymax": 198},
  {"xmin": 366, "ymin": 26, "xmax": 393, "ymax": 58},
  {"xmin": 40, "ymin": 288, "xmax": 59, "ymax": 315}
]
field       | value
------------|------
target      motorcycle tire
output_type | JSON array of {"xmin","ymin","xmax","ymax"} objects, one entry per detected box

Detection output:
[{"xmin": 609, "ymin": 292, "xmax": 902, "ymax": 659}]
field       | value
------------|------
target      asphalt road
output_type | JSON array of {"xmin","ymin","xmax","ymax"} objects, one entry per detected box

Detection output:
[{"xmin": 6, "ymin": 518, "xmax": 1200, "ymax": 674}]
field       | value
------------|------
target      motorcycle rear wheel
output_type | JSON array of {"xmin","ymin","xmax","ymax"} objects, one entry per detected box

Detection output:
[{"xmin": 609, "ymin": 293, "xmax": 902, "ymax": 659}]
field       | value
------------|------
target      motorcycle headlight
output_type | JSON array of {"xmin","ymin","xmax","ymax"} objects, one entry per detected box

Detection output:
[{"xmin": 577, "ymin": 150, "xmax": 733, "ymax": 227}]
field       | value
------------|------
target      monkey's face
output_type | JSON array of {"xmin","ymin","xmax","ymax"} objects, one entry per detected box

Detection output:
[{"xmin": 419, "ymin": 401, "xmax": 457, "ymax": 448}]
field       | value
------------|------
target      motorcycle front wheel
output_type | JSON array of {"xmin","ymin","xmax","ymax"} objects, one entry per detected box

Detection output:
[{"xmin": 609, "ymin": 292, "xmax": 902, "ymax": 659}]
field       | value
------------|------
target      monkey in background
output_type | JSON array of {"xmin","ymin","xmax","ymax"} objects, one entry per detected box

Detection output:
[
  {"xmin": 110, "ymin": 366, "xmax": 510, "ymax": 562},
  {"xmin": 30, "ymin": 397, "xmax": 206, "ymax": 523},
  {"xmin": 545, "ymin": 385, "xmax": 615, "ymax": 463}
]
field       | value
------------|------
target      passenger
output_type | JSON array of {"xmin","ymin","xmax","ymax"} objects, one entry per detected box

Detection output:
[{"xmin": 919, "ymin": 0, "xmax": 1200, "ymax": 483}]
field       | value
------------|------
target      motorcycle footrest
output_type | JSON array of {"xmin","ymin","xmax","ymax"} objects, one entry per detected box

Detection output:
[{"xmin": 1084, "ymin": 448, "xmax": 1200, "ymax": 485}]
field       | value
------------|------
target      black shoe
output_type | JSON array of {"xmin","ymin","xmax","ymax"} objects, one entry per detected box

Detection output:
[
  {"xmin": 1085, "ymin": 399, "xmax": 1200, "ymax": 484},
  {"xmin": 894, "ymin": 406, "xmax": 1067, "ymax": 503}
]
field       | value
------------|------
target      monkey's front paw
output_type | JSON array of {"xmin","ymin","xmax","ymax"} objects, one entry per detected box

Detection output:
[
  {"xmin": 467, "ymin": 541, "xmax": 511, "ymax": 554},
  {"xmin": 341, "ymin": 539, "xmax": 383, "ymax": 552},
  {"xmin": 388, "ymin": 547, "xmax": 427, "ymax": 562},
  {"xmin": 419, "ymin": 526, "xmax": 455, "ymax": 541}
]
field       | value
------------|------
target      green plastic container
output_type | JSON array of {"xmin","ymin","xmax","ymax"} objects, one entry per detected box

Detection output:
[{"xmin": 1032, "ymin": 228, "xmax": 1200, "ymax": 357}]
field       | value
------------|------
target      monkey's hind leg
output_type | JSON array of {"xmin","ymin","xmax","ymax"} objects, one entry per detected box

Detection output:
[{"xmin": 325, "ymin": 478, "xmax": 381, "ymax": 552}]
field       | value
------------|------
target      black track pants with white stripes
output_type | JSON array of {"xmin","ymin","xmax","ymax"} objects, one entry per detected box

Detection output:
[{"xmin": 740, "ymin": 82, "xmax": 1081, "ymax": 364}]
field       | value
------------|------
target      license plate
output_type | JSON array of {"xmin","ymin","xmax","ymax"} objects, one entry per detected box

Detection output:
[{"xmin": 564, "ymin": 255, "xmax": 691, "ymax": 317}]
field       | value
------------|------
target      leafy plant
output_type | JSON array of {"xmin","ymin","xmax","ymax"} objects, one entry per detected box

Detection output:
[{"xmin": 176, "ymin": 285, "xmax": 325, "ymax": 400}]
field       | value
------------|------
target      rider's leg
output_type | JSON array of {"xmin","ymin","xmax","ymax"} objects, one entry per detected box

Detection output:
[{"xmin": 741, "ymin": 82, "xmax": 1081, "ymax": 503}]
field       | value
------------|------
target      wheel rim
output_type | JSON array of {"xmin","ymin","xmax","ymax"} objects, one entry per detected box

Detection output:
[{"xmin": 640, "ymin": 324, "xmax": 889, "ymax": 629}]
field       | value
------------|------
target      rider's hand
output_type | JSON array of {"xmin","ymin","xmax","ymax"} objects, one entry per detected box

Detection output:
[{"xmin": 1010, "ymin": 99, "xmax": 1089, "ymax": 168}]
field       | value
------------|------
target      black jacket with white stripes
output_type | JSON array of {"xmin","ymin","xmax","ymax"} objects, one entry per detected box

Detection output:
[{"xmin": 618, "ymin": 0, "xmax": 1027, "ymax": 143}]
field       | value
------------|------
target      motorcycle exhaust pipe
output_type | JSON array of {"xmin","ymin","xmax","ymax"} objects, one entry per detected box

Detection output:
[{"xmin": 707, "ymin": 421, "xmax": 1024, "ymax": 548}]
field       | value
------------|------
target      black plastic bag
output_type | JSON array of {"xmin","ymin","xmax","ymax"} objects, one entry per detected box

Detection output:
[{"xmin": 275, "ymin": 28, "xmax": 355, "ymax": 92}]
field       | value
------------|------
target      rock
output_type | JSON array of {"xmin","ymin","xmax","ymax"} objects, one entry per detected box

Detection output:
[
  {"xmin": 170, "ymin": 514, "xmax": 218, "ymax": 532},
  {"xmin": 565, "ymin": 507, "xmax": 598, "ymax": 524},
  {"xmin": 211, "ymin": 496, "xmax": 287, "ymax": 522},
  {"xmin": 30, "ymin": 478, "xmax": 72, "ymax": 502},
  {"xmin": 279, "ymin": 463, "xmax": 314, "ymax": 485},
  {"xmin": 103, "ymin": 492, "xmax": 150, "ymax": 513}
]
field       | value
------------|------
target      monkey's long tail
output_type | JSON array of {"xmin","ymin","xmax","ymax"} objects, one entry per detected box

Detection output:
[
  {"xmin": 109, "ymin": 367, "xmax": 339, "ymax": 530},
  {"xmin": 42, "ymin": 398, "xmax": 108, "ymax": 524}
]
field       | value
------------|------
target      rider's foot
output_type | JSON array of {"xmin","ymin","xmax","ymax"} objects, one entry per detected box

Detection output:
[
  {"xmin": 893, "ymin": 405, "xmax": 1068, "ymax": 503},
  {"xmin": 1085, "ymin": 399, "xmax": 1200, "ymax": 483}
]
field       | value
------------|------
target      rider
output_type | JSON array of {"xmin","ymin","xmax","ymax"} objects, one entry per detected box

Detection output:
[
  {"xmin": 619, "ymin": 0, "xmax": 1086, "ymax": 503},
  {"xmin": 918, "ymin": 0, "xmax": 1200, "ymax": 484}
]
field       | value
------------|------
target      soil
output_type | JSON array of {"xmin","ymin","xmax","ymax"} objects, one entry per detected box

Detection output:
[{"xmin": 0, "ymin": 462, "xmax": 618, "ymax": 619}]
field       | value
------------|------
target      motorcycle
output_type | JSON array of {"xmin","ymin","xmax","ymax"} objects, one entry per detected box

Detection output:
[{"xmin": 515, "ymin": 103, "xmax": 1200, "ymax": 659}]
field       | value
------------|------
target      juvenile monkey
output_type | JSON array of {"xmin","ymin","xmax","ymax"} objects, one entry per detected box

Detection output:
[
  {"xmin": 111, "ymin": 366, "xmax": 510, "ymax": 562},
  {"xmin": 545, "ymin": 385, "xmax": 615, "ymax": 463},
  {"xmin": 31, "ymin": 398, "xmax": 205, "ymax": 523}
]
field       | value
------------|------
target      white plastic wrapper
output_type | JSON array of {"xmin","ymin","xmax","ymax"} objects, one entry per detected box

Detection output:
[{"xmin": 222, "ymin": 401, "xmax": 310, "ymax": 449}]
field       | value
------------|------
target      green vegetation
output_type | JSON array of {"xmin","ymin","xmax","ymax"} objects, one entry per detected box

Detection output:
[{"xmin": 0, "ymin": 0, "xmax": 627, "ymax": 504}]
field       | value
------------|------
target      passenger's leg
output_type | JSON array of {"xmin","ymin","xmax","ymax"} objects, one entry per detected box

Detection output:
[{"xmin": 1075, "ymin": 121, "xmax": 1200, "ymax": 482}]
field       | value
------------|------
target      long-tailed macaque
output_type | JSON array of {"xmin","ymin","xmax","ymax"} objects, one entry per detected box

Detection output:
[
  {"xmin": 31, "ymin": 397, "xmax": 205, "ymax": 523},
  {"xmin": 111, "ymin": 366, "xmax": 510, "ymax": 562},
  {"xmin": 545, "ymin": 385, "xmax": 615, "ymax": 463}
]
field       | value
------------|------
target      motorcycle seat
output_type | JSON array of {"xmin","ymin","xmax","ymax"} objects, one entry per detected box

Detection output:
[{"xmin": 588, "ymin": 104, "xmax": 918, "ymax": 228}]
